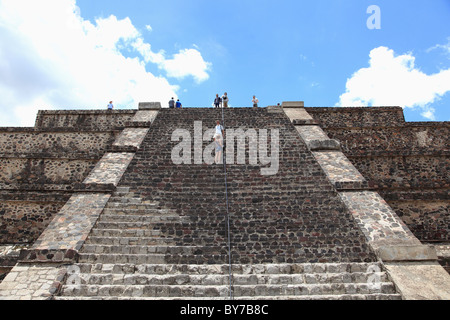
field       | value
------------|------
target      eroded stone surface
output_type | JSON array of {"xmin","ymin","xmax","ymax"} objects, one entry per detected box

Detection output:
[
  {"xmin": 313, "ymin": 151, "xmax": 367, "ymax": 184},
  {"xmin": 384, "ymin": 262, "xmax": 450, "ymax": 300},
  {"xmin": 30, "ymin": 193, "xmax": 110, "ymax": 252},
  {"xmin": 283, "ymin": 108, "xmax": 313, "ymax": 121},
  {"xmin": 83, "ymin": 153, "xmax": 135, "ymax": 186},
  {"xmin": 113, "ymin": 128, "xmax": 149, "ymax": 149},
  {"xmin": 0, "ymin": 263, "xmax": 66, "ymax": 300},
  {"xmin": 296, "ymin": 126, "xmax": 330, "ymax": 142},
  {"xmin": 339, "ymin": 191, "xmax": 421, "ymax": 250},
  {"xmin": 132, "ymin": 110, "xmax": 159, "ymax": 123}
]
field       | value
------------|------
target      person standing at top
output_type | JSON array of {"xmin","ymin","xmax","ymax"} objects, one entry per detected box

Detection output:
[
  {"xmin": 107, "ymin": 101, "xmax": 114, "ymax": 111},
  {"xmin": 222, "ymin": 92, "xmax": 229, "ymax": 108},
  {"xmin": 214, "ymin": 94, "xmax": 222, "ymax": 108},
  {"xmin": 169, "ymin": 97, "xmax": 175, "ymax": 108},
  {"xmin": 252, "ymin": 96, "xmax": 259, "ymax": 108},
  {"xmin": 176, "ymin": 99, "xmax": 182, "ymax": 108}
]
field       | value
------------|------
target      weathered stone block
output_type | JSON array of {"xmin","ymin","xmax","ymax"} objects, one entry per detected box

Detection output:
[
  {"xmin": 282, "ymin": 101, "xmax": 305, "ymax": 108},
  {"xmin": 307, "ymin": 139, "xmax": 341, "ymax": 151},
  {"xmin": 138, "ymin": 102, "xmax": 161, "ymax": 110},
  {"xmin": 376, "ymin": 245, "xmax": 438, "ymax": 262}
]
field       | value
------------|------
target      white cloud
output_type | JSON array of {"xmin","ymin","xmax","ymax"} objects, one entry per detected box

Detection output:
[
  {"xmin": 0, "ymin": 0, "xmax": 211, "ymax": 126},
  {"xmin": 161, "ymin": 49, "xmax": 212, "ymax": 83},
  {"xmin": 427, "ymin": 37, "xmax": 450, "ymax": 57},
  {"xmin": 421, "ymin": 108, "xmax": 436, "ymax": 121},
  {"xmin": 337, "ymin": 46, "xmax": 450, "ymax": 120}
]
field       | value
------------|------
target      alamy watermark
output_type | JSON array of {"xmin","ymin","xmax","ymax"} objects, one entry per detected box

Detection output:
[
  {"xmin": 367, "ymin": 5, "xmax": 381, "ymax": 30},
  {"xmin": 171, "ymin": 121, "xmax": 280, "ymax": 176}
]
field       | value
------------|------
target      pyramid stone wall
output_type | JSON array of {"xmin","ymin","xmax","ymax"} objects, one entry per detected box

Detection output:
[
  {"xmin": 0, "ymin": 103, "xmax": 449, "ymax": 300},
  {"xmin": 306, "ymin": 107, "xmax": 449, "ymax": 244},
  {"xmin": 0, "ymin": 110, "xmax": 139, "ymax": 274}
]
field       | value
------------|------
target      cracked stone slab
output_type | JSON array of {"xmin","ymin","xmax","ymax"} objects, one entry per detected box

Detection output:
[
  {"xmin": 132, "ymin": 110, "xmax": 159, "ymax": 123},
  {"xmin": 307, "ymin": 139, "xmax": 341, "ymax": 151},
  {"xmin": 83, "ymin": 153, "xmax": 135, "ymax": 186},
  {"xmin": 281, "ymin": 101, "xmax": 305, "ymax": 108},
  {"xmin": 296, "ymin": 126, "xmax": 341, "ymax": 151},
  {"xmin": 283, "ymin": 108, "xmax": 313, "ymax": 121},
  {"xmin": 376, "ymin": 245, "xmax": 437, "ymax": 262},
  {"xmin": 292, "ymin": 119, "xmax": 320, "ymax": 125},
  {"xmin": 19, "ymin": 193, "xmax": 111, "ymax": 263},
  {"xmin": 384, "ymin": 262, "xmax": 450, "ymax": 300},
  {"xmin": 297, "ymin": 125, "xmax": 329, "ymax": 141},
  {"xmin": 138, "ymin": 102, "xmax": 161, "ymax": 110},
  {"xmin": 113, "ymin": 128, "xmax": 149, "ymax": 149},
  {"xmin": 339, "ymin": 191, "xmax": 421, "ymax": 251},
  {"xmin": 0, "ymin": 263, "xmax": 66, "ymax": 300},
  {"xmin": 313, "ymin": 151, "xmax": 367, "ymax": 188}
]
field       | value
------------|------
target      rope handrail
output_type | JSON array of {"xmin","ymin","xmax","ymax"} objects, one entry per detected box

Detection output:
[{"xmin": 220, "ymin": 106, "xmax": 233, "ymax": 300}]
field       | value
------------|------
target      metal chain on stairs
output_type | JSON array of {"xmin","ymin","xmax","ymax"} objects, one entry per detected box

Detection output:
[{"xmin": 220, "ymin": 106, "xmax": 234, "ymax": 300}]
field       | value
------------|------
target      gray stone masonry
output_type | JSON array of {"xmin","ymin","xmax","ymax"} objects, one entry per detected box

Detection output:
[
  {"xmin": 283, "ymin": 102, "xmax": 450, "ymax": 299},
  {"xmin": 1, "ymin": 103, "xmax": 447, "ymax": 300},
  {"xmin": 53, "ymin": 106, "xmax": 402, "ymax": 300},
  {"xmin": 0, "ymin": 106, "xmax": 160, "ymax": 299}
]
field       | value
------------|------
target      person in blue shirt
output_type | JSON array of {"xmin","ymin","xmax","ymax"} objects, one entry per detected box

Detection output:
[{"xmin": 176, "ymin": 99, "xmax": 182, "ymax": 108}]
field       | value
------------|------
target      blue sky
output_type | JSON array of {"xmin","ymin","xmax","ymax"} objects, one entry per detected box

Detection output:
[{"xmin": 0, "ymin": 0, "xmax": 449, "ymax": 126}]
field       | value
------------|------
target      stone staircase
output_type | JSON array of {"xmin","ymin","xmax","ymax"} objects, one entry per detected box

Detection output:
[
  {"xmin": 76, "ymin": 188, "xmax": 229, "ymax": 265},
  {"xmin": 59, "ymin": 263, "xmax": 399, "ymax": 300},
  {"xmin": 56, "ymin": 107, "xmax": 401, "ymax": 300},
  {"xmin": 117, "ymin": 108, "xmax": 377, "ymax": 264},
  {"xmin": 58, "ymin": 191, "xmax": 399, "ymax": 300}
]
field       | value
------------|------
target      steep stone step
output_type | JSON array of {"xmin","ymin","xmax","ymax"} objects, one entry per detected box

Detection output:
[
  {"xmin": 78, "ymin": 253, "xmax": 168, "ymax": 264},
  {"xmin": 78, "ymin": 253, "xmax": 232, "ymax": 264},
  {"xmin": 81, "ymin": 245, "xmax": 228, "ymax": 256},
  {"xmin": 97, "ymin": 214, "xmax": 187, "ymax": 223},
  {"xmin": 90, "ymin": 229, "xmax": 162, "ymax": 237},
  {"xmin": 55, "ymin": 293, "xmax": 402, "ymax": 300},
  {"xmin": 61, "ymin": 271, "xmax": 391, "ymax": 286},
  {"xmin": 68, "ymin": 262, "xmax": 388, "ymax": 275},
  {"xmin": 104, "ymin": 203, "xmax": 160, "ymax": 210},
  {"xmin": 85, "ymin": 236, "xmax": 183, "ymax": 246},
  {"xmin": 101, "ymin": 208, "xmax": 175, "ymax": 216},
  {"xmin": 93, "ymin": 221, "xmax": 190, "ymax": 230},
  {"xmin": 59, "ymin": 261, "xmax": 400, "ymax": 299},
  {"xmin": 107, "ymin": 197, "xmax": 143, "ymax": 203},
  {"xmin": 60, "ymin": 282, "xmax": 397, "ymax": 299}
]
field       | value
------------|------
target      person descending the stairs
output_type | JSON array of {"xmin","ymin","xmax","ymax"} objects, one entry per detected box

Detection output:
[
  {"xmin": 213, "ymin": 120, "xmax": 224, "ymax": 164},
  {"xmin": 214, "ymin": 132, "xmax": 223, "ymax": 164}
]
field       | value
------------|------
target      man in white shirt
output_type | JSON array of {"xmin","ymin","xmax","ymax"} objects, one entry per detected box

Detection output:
[
  {"xmin": 252, "ymin": 96, "xmax": 259, "ymax": 108},
  {"xmin": 222, "ymin": 92, "xmax": 229, "ymax": 108}
]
